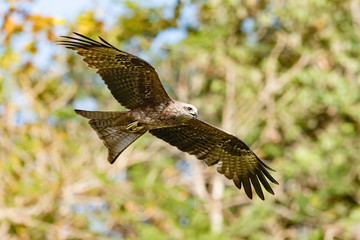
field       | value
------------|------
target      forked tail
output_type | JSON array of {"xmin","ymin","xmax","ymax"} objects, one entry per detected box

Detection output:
[{"xmin": 75, "ymin": 109, "xmax": 145, "ymax": 164}]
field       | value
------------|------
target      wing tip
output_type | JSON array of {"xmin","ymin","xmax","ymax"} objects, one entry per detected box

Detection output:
[
  {"xmin": 232, "ymin": 172, "xmax": 277, "ymax": 200},
  {"xmin": 245, "ymin": 191, "xmax": 253, "ymax": 200},
  {"xmin": 56, "ymin": 32, "xmax": 106, "ymax": 50}
]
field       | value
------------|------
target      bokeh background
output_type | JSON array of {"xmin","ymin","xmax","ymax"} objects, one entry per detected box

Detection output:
[{"xmin": 1, "ymin": 0, "xmax": 360, "ymax": 239}]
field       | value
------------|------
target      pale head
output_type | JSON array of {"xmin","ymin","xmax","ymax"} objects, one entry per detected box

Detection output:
[
  {"xmin": 165, "ymin": 101, "xmax": 198, "ymax": 120},
  {"xmin": 179, "ymin": 102, "xmax": 198, "ymax": 119}
]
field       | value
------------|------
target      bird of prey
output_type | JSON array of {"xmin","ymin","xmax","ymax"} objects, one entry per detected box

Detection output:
[{"xmin": 57, "ymin": 33, "xmax": 278, "ymax": 200}]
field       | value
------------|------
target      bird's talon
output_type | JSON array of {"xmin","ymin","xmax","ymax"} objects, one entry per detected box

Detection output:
[
  {"xmin": 133, "ymin": 126, "xmax": 144, "ymax": 132},
  {"xmin": 126, "ymin": 121, "xmax": 143, "ymax": 132}
]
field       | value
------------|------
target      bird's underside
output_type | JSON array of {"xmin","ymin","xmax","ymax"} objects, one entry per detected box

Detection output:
[{"xmin": 57, "ymin": 32, "xmax": 278, "ymax": 200}]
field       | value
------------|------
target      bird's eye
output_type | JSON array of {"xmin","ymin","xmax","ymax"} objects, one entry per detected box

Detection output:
[{"xmin": 187, "ymin": 107, "xmax": 192, "ymax": 111}]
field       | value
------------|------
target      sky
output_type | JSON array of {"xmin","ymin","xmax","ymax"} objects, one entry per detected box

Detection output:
[
  {"xmin": 30, "ymin": 0, "xmax": 177, "ymax": 22},
  {"xmin": 27, "ymin": 0, "xmax": 196, "ymax": 30},
  {"xmin": 1, "ymin": 0, "xmax": 199, "ymax": 117},
  {"xmin": 3, "ymin": 0, "xmax": 196, "ymax": 69}
]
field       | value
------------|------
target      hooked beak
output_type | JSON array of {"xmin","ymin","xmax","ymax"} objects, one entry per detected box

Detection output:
[{"xmin": 191, "ymin": 112, "xmax": 198, "ymax": 119}]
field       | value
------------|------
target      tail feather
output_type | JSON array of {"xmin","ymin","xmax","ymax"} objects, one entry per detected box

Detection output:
[
  {"xmin": 97, "ymin": 128, "xmax": 143, "ymax": 163},
  {"xmin": 75, "ymin": 109, "xmax": 124, "ymax": 119},
  {"xmin": 75, "ymin": 109, "xmax": 145, "ymax": 164}
]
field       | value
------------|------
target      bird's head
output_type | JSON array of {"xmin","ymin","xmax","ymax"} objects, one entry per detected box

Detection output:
[{"xmin": 180, "ymin": 103, "xmax": 198, "ymax": 119}]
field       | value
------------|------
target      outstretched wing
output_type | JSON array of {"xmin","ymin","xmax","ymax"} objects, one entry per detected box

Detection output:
[
  {"xmin": 149, "ymin": 119, "xmax": 278, "ymax": 200},
  {"xmin": 57, "ymin": 33, "xmax": 172, "ymax": 109}
]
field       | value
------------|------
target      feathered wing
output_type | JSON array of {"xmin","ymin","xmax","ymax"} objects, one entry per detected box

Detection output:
[
  {"xmin": 57, "ymin": 33, "xmax": 172, "ymax": 109},
  {"xmin": 149, "ymin": 119, "xmax": 278, "ymax": 200}
]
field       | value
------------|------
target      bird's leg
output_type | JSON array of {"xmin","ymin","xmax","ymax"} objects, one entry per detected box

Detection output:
[
  {"xmin": 126, "ymin": 121, "xmax": 144, "ymax": 133},
  {"xmin": 126, "ymin": 121, "xmax": 139, "ymax": 130}
]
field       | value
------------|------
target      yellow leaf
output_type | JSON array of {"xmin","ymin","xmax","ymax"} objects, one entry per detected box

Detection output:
[
  {"xmin": 46, "ymin": 30, "xmax": 55, "ymax": 41},
  {"xmin": 24, "ymin": 42, "xmax": 37, "ymax": 54},
  {"xmin": 2, "ymin": 16, "xmax": 18, "ymax": 34}
]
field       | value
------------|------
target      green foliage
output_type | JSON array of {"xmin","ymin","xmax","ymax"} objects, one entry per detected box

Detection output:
[{"xmin": 1, "ymin": 0, "xmax": 359, "ymax": 239}]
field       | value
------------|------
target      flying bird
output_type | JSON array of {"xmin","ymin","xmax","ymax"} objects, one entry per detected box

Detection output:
[{"xmin": 57, "ymin": 33, "xmax": 278, "ymax": 200}]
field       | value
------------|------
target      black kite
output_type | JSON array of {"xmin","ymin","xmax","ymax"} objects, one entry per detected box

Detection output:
[{"xmin": 57, "ymin": 33, "xmax": 278, "ymax": 200}]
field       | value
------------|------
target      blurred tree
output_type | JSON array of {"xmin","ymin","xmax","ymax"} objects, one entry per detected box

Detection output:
[{"xmin": 0, "ymin": 0, "xmax": 359, "ymax": 239}]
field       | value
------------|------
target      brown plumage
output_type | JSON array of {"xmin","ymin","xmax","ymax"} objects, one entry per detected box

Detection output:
[{"xmin": 57, "ymin": 33, "xmax": 278, "ymax": 200}]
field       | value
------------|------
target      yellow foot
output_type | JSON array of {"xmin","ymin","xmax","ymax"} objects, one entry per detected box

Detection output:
[
  {"xmin": 126, "ymin": 121, "xmax": 144, "ymax": 133},
  {"xmin": 126, "ymin": 121, "xmax": 139, "ymax": 130}
]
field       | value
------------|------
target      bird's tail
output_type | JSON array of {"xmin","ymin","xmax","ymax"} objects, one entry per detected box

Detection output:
[{"xmin": 75, "ymin": 109, "xmax": 145, "ymax": 164}]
